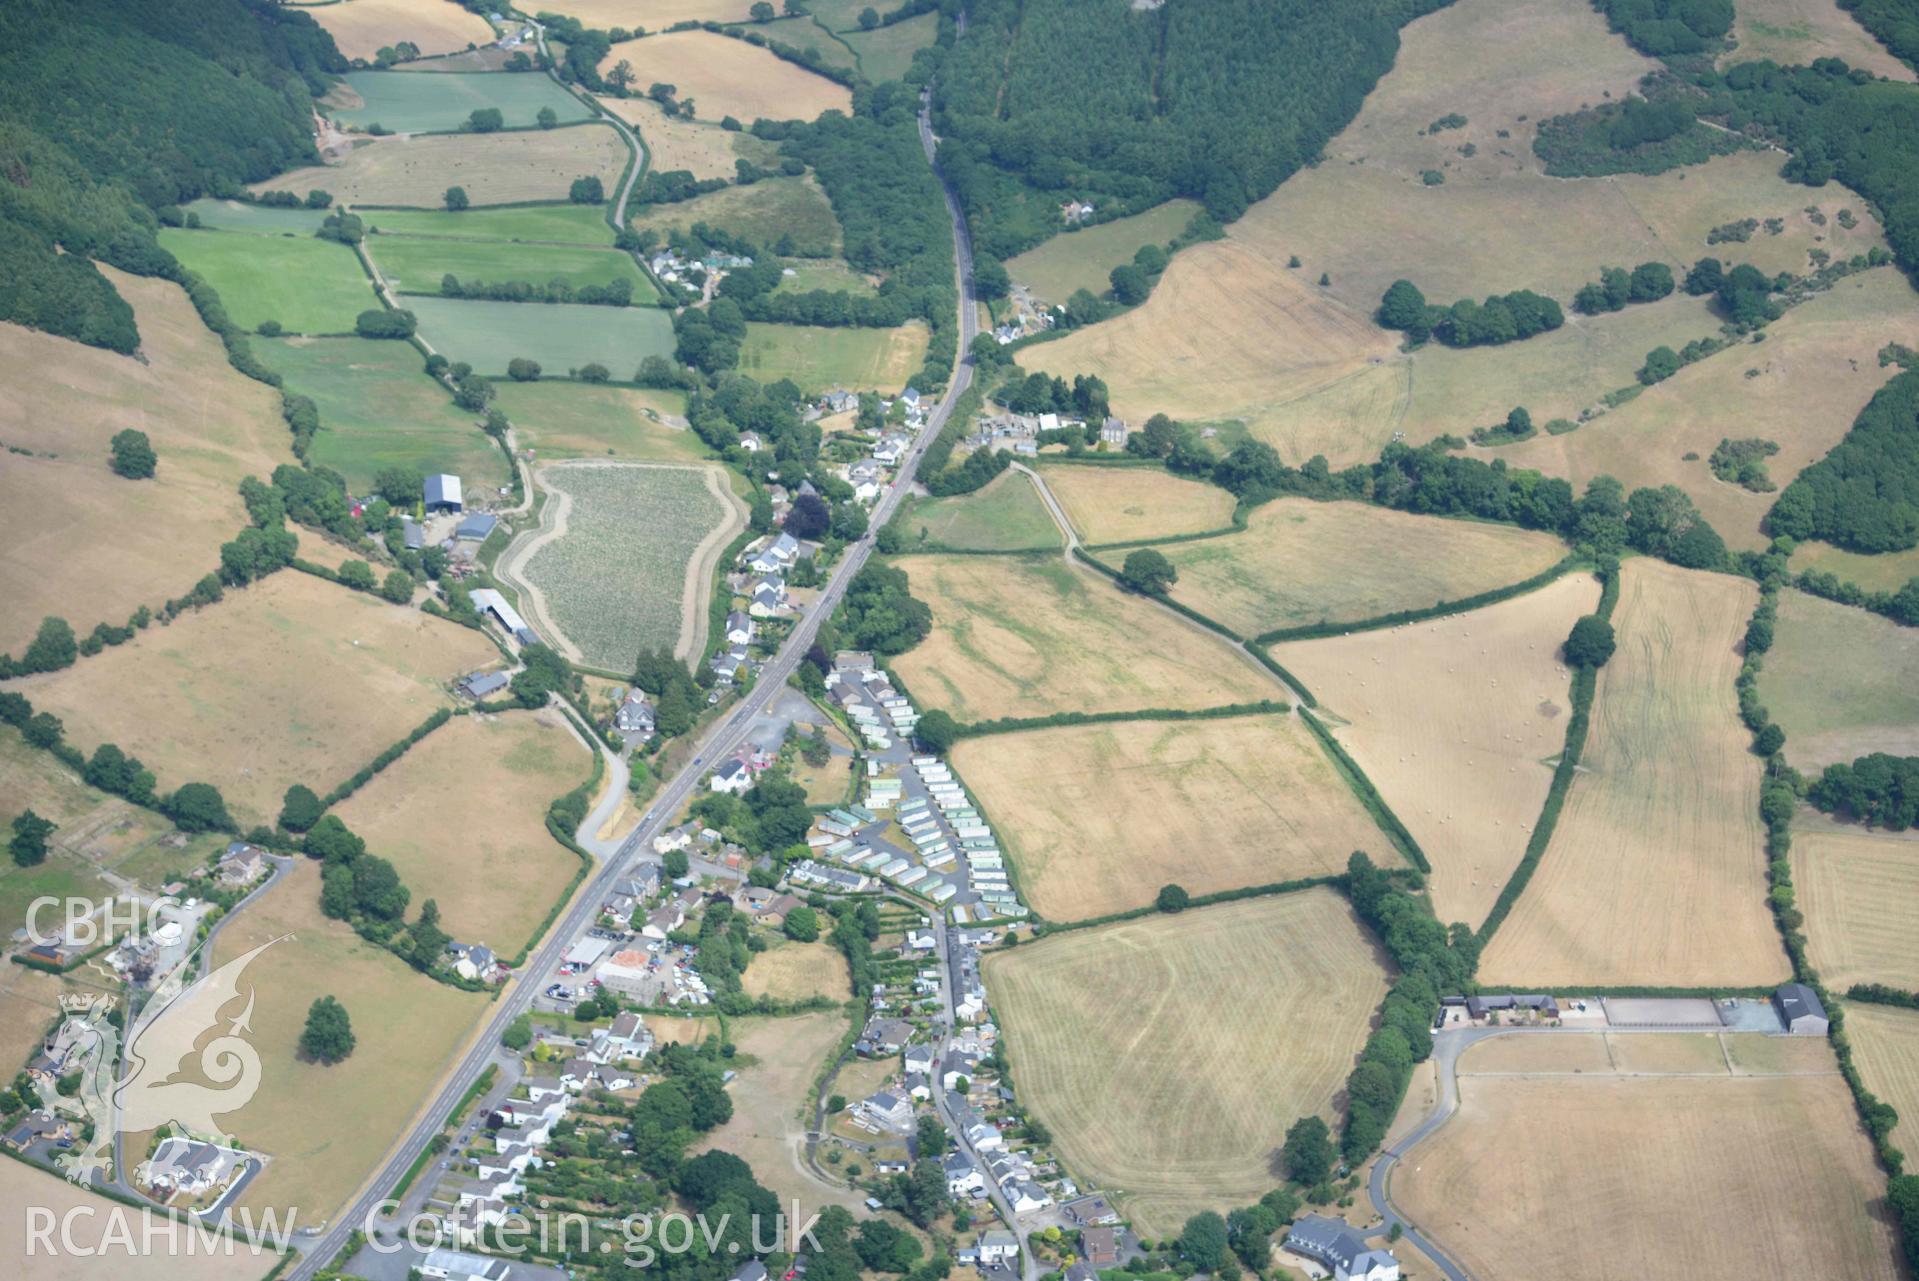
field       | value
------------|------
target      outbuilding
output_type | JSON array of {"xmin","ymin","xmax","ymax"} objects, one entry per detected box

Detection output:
[
  {"xmin": 1283, "ymin": 1215, "xmax": 1399, "ymax": 1281},
  {"xmin": 1775, "ymin": 983, "xmax": 1830, "ymax": 1036},
  {"xmin": 425, "ymin": 473, "xmax": 464, "ymax": 513}
]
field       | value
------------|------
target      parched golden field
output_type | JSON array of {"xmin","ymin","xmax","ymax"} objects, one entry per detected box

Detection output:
[
  {"xmin": 741, "ymin": 939, "xmax": 853, "ymax": 1003},
  {"xmin": 1757, "ymin": 587, "xmax": 1919, "ymax": 768},
  {"xmin": 951, "ymin": 714, "xmax": 1390, "ymax": 922},
  {"xmin": 1840, "ymin": 1002, "xmax": 1919, "ymax": 1156},
  {"xmin": 22, "ymin": 573, "xmax": 496, "ymax": 827},
  {"xmin": 212, "ymin": 858, "xmax": 486, "ymax": 1223},
  {"xmin": 1502, "ymin": 272, "xmax": 1919, "ymax": 551},
  {"xmin": 331, "ymin": 711, "xmax": 589, "ymax": 953},
  {"xmin": 1163, "ymin": 500, "xmax": 1568, "ymax": 639},
  {"xmin": 0, "ymin": 966, "xmax": 113, "ymax": 1087},
  {"xmin": 1395, "ymin": 1073, "xmax": 1899, "ymax": 1281},
  {"xmin": 1480, "ymin": 560, "xmax": 1788, "ymax": 986},
  {"xmin": 597, "ymin": 96, "xmax": 778, "ymax": 182},
  {"xmin": 987, "ymin": 890, "xmax": 1389, "ymax": 1236},
  {"xmin": 1724, "ymin": 0, "xmax": 1917, "ymax": 80},
  {"xmin": 1270, "ymin": 573, "xmax": 1601, "ymax": 927},
  {"xmin": 1792, "ymin": 818, "xmax": 1919, "ymax": 991},
  {"xmin": 689, "ymin": 1011, "xmax": 868, "ymax": 1213},
  {"xmin": 541, "ymin": 0, "xmax": 758, "ymax": 25},
  {"xmin": 887, "ymin": 554, "xmax": 1273, "ymax": 722},
  {"xmin": 1454, "ymin": 1028, "xmax": 1835, "ymax": 1077},
  {"xmin": 306, "ymin": 0, "xmax": 497, "ymax": 62},
  {"xmin": 0, "ymin": 267, "xmax": 290, "ymax": 656},
  {"xmin": 598, "ymin": 32, "xmax": 852, "ymax": 123},
  {"xmin": 1039, "ymin": 463, "xmax": 1237, "ymax": 544},
  {"xmin": 256, "ymin": 127, "xmax": 630, "ymax": 208}
]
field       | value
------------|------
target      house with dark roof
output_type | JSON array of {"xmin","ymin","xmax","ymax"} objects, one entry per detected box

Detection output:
[
  {"xmin": 1079, "ymin": 1225, "xmax": 1121, "ymax": 1266},
  {"xmin": 459, "ymin": 669, "xmax": 511, "ymax": 700},
  {"xmin": 1463, "ymin": 993, "xmax": 1558, "ymax": 1022},
  {"xmin": 1283, "ymin": 1215, "xmax": 1398, "ymax": 1281},
  {"xmin": 1775, "ymin": 983, "xmax": 1830, "ymax": 1036}
]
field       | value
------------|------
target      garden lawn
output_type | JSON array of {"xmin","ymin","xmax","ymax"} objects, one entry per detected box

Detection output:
[
  {"xmin": 328, "ymin": 70, "xmax": 590, "ymax": 134},
  {"xmin": 369, "ymin": 237, "xmax": 656, "ymax": 300},
  {"xmin": 405, "ymin": 297, "xmax": 675, "ymax": 376},
  {"xmin": 158, "ymin": 228, "xmax": 376, "ymax": 334}
]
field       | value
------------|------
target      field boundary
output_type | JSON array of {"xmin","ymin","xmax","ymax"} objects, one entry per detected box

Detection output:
[
  {"xmin": 950, "ymin": 699, "xmax": 1289, "ymax": 740},
  {"xmin": 1031, "ymin": 873, "xmax": 1346, "ymax": 937},
  {"xmin": 1252, "ymin": 555, "xmax": 1586, "ymax": 646},
  {"xmin": 1298, "ymin": 708, "xmax": 1431, "ymax": 874}
]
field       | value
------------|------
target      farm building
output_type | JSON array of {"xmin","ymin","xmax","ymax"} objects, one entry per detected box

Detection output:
[
  {"xmin": 455, "ymin": 513, "xmax": 499, "ymax": 542},
  {"xmin": 467, "ymin": 587, "xmax": 539, "ymax": 646},
  {"xmin": 1774, "ymin": 983, "xmax": 1830, "ymax": 1036},
  {"xmin": 459, "ymin": 670, "xmax": 510, "ymax": 699},
  {"xmin": 1283, "ymin": 1215, "xmax": 1399, "ymax": 1281},
  {"xmin": 425, "ymin": 473, "xmax": 464, "ymax": 513},
  {"xmin": 402, "ymin": 517, "xmax": 425, "ymax": 551}
]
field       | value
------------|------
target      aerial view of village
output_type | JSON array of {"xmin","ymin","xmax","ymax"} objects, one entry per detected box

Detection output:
[{"xmin": 6, "ymin": 1, "xmax": 1919, "ymax": 1280}]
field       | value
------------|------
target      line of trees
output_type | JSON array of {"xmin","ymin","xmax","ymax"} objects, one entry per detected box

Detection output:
[
  {"xmin": 1375, "ymin": 279, "xmax": 1564, "ymax": 348},
  {"xmin": 438, "ymin": 274, "xmax": 638, "ymax": 307}
]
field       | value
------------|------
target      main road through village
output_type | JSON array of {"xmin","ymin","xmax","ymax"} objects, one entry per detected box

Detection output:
[{"xmin": 283, "ymin": 87, "xmax": 979, "ymax": 1281}]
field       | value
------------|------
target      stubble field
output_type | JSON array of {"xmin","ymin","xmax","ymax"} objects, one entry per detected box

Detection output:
[
  {"xmin": 0, "ymin": 268, "xmax": 291, "ymax": 655},
  {"xmin": 22, "ymin": 573, "xmax": 495, "ymax": 827},
  {"xmin": 951, "ymin": 714, "xmax": 1391, "ymax": 922},
  {"xmin": 985, "ymin": 890, "xmax": 1389, "ymax": 1236},
  {"xmin": 304, "ymin": 0, "xmax": 496, "ymax": 62},
  {"xmin": 1040, "ymin": 463, "xmax": 1237, "ymax": 544},
  {"xmin": 1757, "ymin": 587, "xmax": 1919, "ymax": 769},
  {"xmin": 597, "ymin": 97, "xmax": 782, "ymax": 182},
  {"xmin": 596, "ymin": 32, "xmax": 853, "ymax": 124},
  {"xmin": 887, "ymin": 554, "xmax": 1274, "ymax": 722},
  {"xmin": 1270, "ymin": 572, "xmax": 1601, "ymax": 927},
  {"xmin": 157, "ymin": 229, "xmax": 375, "ymax": 335},
  {"xmin": 1478, "ymin": 560, "xmax": 1787, "ymax": 986},
  {"xmin": 257, "ymin": 127, "xmax": 630, "ymax": 208},
  {"xmin": 1792, "ymin": 818, "xmax": 1919, "ymax": 992},
  {"xmin": 332, "ymin": 711, "xmax": 590, "ymax": 954},
  {"xmin": 1840, "ymin": 1002, "xmax": 1919, "ymax": 1157},
  {"xmin": 1162, "ymin": 500, "xmax": 1568, "ymax": 639},
  {"xmin": 1394, "ymin": 1071, "xmax": 1899, "ymax": 1280}
]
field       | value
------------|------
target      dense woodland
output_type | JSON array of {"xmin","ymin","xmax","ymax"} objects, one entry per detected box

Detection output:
[
  {"xmin": 1839, "ymin": 0, "xmax": 1919, "ymax": 72},
  {"xmin": 1770, "ymin": 367, "xmax": 1919, "ymax": 552}
]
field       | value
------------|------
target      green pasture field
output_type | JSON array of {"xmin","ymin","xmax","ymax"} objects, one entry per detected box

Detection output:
[
  {"xmin": 405, "ymin": 296, "xmax": 676, "ymax": 377},
  {"xmin": 490, "ymin": 381, "xmax": 700, "ymax": 461},
  {"xmin": 630, "ymin": 176, "xmax": 842, "ymax": 256},
  {"xmin": 1758, "ymin": 587, "xmax": 1919, "ymax": 769},
  {"xmin": 520, "ymin": 463, "xmax": 735, "ymax": 669},
  {"xmin": 182, "ymin": 198, "xmax": 331, "ymax": 234},
  {"xmin": 1006, "ymin": 199, "xmax": 1200, "ymax": 305},
  {"xmin": 731, "ymin": 16, "xmax": 858, "ymax": 70},
  {"xmin": 362, "ymin": 203, "xmax": 615, "ymax": 244},
  {"xmin": 158, "ymin": 228, "xmax": 376, "ymax": 334},
  {"xmin": 902, "ymin": 470, "xmax": 1061, "ymax": 551},
  {"xmin": 1789, "ymin": 541, "xmax": 1919, "ymax": 594},
  {"xmin": 369, "ymin": 237, "xmax": 656, "ymax": 300},
  {"xmin": 260, "ymin": 335, "xmax": 507, "ymax": 494},
  {"xmin": 738, "ymin": 321, "xmax": 928, "ymax": 393},
  {"xmin": 328, "ymin": 70, "xmax": 590, "ymax": 134},
  {"xmin": 840, "ymin": 11, "xmax": 939, "ymax": 81}
]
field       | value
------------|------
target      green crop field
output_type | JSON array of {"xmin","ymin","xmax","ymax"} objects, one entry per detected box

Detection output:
[
  {"xmin": 630, "ymin": 176, "xmax": 842, "ymax": 256},
  {"xmin": 182, "ymin": 198, "xmax": 331, "ymax": 234},
  {"xmin": 404, "ymin": 296, "xmax": 675, "ymax": 377},
  {"xmin": 738, "ymin": 321, "xmax": 928, "ymax": 393},
  {"xmin": 362, "ymin": 203, "xmax": 615, "ymax": 244},
  {"xmin": 515, "ymin": 463, "xmax": 741, "ymax": 669},
  {"xmin": 158, "ymin": 228, "xmax": 376, "ymax": 334},
  {"xmin": 1007, "ymin": 199, "xmax": 1201, "ymax": 305},
  {"xmin": 328, "ymin": 70, "xmax": 591, "ymax": 134},
  {"xmin": 491, "ymin": 381, "xmax": 700, "ymax": 461},
  {"xmin": 841, "ymin": 11, "xmax": 938, "ymax": 81},
  {"xmin": 369, "ymin": 237, "xmax": 656, "ymax": 300},
  {"xmin": 260, "ymin": 335, "xmax": 507, "ymax": 494},
  {"xmin": 902, "ymin": 470, "xmax": 1061, "ymax": 551}
]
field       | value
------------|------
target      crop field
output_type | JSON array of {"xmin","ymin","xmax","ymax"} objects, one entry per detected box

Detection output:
[
  {"xmin": 1041, "ymin": 463, "xmax": 1236, "ymax": 544},
  {"xmin": 985, "ymin": 891, "xmax": 1389, "ymax": 1235},
  {"xmin": 741, "ymin": 939, "xmax": 853, "ymax": 1003},
  {"xmin": 902, "ymin": 470, "xmax": 1061, "ymax": 552},
  {"xmin": 305, "ymin": 0, "xmax": 496, "ymax": 62},
  {"xmin": 363, "ymin": 203, "xmax": 614, "ymax": 243},
  {"xmin": 1006, "ymin": 200, "xmax": 1199, "ymax": 306},
  {"xmin": 368, "ymin": 237, "xmax": 655, "ymax": 299},
  {"xmin": 403, "ymin": 296, "xmax": 675, "ymax": 376},
  {"xmin": 1840, "ymin": 1003, "xmax": 1919, "ymax": 1157},
  {"xmin": 1271, "ymin": 572, "xmax": 1602, "ymax": 927},
  {"xmin": 630, "ymin": 175, "xmax": 842, "ymax": 256},
  {"xmin": 1162, "ymin": 500, "xmax": 1567, "ymax": 639},
  {"xmin": 490, "ymin": 381, "xmax": 696, "ymax": 460},
  {"xmin": 23, "ymin": 573, "xmax": 495, "ymax": 827},
  {"xmin": 509, "ymin": 462, "xmax": 744, "ymax": 668},
  {"xmin": 1792, "ymin": 818, "xmax": 1919, "ymax": 991},
  {"xmin": 327, "ymin": 70, "xmax": 590, "ymax": 134},
  {"xmin": 182, "ymin": 198, "xmax": 330, "ymax": 234},
  {"xmin": 260, "ymin": 335, "xmax": 505, "ymax": 495},
  {"xmin": 1724, "ymin": 0, "xmax": 1916, "ymax": 80},
  {"xmin": 688, "ymin": 1012, "xmax": 868, "ymax": 1215},
  {"xmin": 1759, "ymin": 588, "xmax": 1919, "ymax": 768},
  {"xmin": 888, "ymin": 554, "xmax": 1273, "ymax": 722},
  {"xmin": 0, "ymin": 269, "xmax": 292, "ymax": 656},
  {"xmin": 157, "ymin": 228, "xmax": 375, "ymax": 334},
  {"xmin": 952, "ymin": 714, "xmax": 1391, "ymax": 922},
  {"xmin": 212, "ymin": 857, "xmax": 485, "ymax": 1224},
  {"xmin": 257, "ymin": 127, "xmax": 629, "ymax": 207},
  {"xmin": 332, "ymin": 711, "xmax": 590, "ymax": 953},
  {"xmin": 1502, "ymin": 271, "xmax": 1919, "ymax": 551},
  {"xmin": 735, "ymin": 17, "xmax": 860, "ymax": 73},
  {"xmin": 839, "ymin": 11, "xmax": 939, "ymax": 82},
  {"xmin": 1394, "ymin": 1073, "xmax": 1899, "ymax": 1281},
  {"xmin": 1791, "ymin": 541, "xmax": 1919, "ymax": 593},
  {"xmin": 596, "ymin": 32, "xmax": 853, "ymax": 124},
  {"xmin": 542, "ymin": 0, "xmax": 757, "ymax": 23},
  {"xmin": 738, "ymin": 322, "xmax": 928, "ymax": 393},
  {"xmin": 598, "ymin": 96, "xmax": 782, "ymax": 182},
  {"xmin": 1479, "ymin": 561, "xmax": 1788, "ymax": 986},
  {"xmin": 1455, "ymin": 1028, "xmax": 1832, "ymax": 1078}
]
